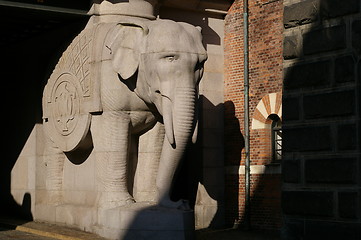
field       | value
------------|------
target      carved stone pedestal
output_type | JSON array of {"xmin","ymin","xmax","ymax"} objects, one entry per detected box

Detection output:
[
  {"xmin": 95, "ymin": 202, "xmax": 195, "ymax": 240},
  {"xmin": 35, "ymin": 202, "xmax": 194, "ymax": 240}
]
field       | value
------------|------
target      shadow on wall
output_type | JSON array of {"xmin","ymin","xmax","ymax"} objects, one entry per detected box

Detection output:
[
  {"xmin": 0, "ymin": 41, "xmax": 42, "ymax": 220},
  {"xmin": 223, "ymin": 101, "xmax": 243, "ymax": 227},
  {"xmin": 1, "ymin": 74, "xmax": 36, "ymax": 221},
  {"xmin": 0, "ymin": 11, "xmax": 88, "ymax": 220},
  {"xmin": 282, "ymin": 0, "xmax": 361, "ymax": 239}
]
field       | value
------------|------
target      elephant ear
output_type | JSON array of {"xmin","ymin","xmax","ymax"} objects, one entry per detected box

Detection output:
[{"xmin": 109, "ymin": 23, "xmax": 147, "ymax": 80}]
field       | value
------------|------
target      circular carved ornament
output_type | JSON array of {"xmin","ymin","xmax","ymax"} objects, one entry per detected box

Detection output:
[{"xmin": 43, "ymin": 72, "xmax": 91, "ymax": 152}]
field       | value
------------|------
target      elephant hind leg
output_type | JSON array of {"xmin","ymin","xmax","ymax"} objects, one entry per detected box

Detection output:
[
  {"xmin": 91, "ymin": 111, "xmax": 135, "ymax": 208},
  {"xmin": 44, "ymin": 140, "xmax": 65, "ymax": 204}
]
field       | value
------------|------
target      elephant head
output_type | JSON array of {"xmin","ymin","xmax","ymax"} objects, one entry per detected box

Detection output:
[{"xmin": 109, "ymin": 19, "xmax": 207, "ymax": 208}]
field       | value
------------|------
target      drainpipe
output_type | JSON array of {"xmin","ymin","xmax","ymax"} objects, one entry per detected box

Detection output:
[{"xmin": 243, "ymin": 0, "xmax": 251, "ymax": 230}]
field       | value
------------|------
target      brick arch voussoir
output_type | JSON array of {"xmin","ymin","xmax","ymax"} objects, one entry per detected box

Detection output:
[{"xmin": 251, "ymin": 92, "xmax": 282, "ymax": 130}]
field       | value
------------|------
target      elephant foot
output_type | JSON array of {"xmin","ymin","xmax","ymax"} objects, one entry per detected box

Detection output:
[
  {"xmin": 158, "ymin": 198, "xmax": 190, "ymax": 211},
  {"xmin": 98, "ymin": 191, "xmax": 135, "ymax": 209}
]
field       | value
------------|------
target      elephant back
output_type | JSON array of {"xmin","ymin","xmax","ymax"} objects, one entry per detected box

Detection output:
[{"xmin": 42, "ymin": 25, "xmax": 103, "ymax": 152}]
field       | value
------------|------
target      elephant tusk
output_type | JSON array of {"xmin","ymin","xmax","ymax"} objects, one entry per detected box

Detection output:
[
  {"xmin": 192, "ymin": 119, "xmax": 198, "ymax": 144},
  {"xmin": 162, "ymin": 98, "xmax": 175, "ymax": 146}
]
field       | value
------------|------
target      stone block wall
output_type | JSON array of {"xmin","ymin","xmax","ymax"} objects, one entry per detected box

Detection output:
[
  {"xmin": 224, "ymin": 0, "xmax": 284, "ymax": 229},
  {"xmin": 282, "ymin": 0, "xmax": 361, "ymax": 238}
]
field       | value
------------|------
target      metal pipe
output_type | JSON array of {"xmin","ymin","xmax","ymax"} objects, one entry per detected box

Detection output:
[
  {"xmin": 0, "ymin": 0, "xmax": 88, "ymax": 15},
  {"xmin": 243, "ymin": 0, "xmax": 251, "ymax": 230}
]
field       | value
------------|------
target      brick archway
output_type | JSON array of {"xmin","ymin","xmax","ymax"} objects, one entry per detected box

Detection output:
[{"xmin": 251, "ymin": 92, "xmax": 282, "ymax": 130}]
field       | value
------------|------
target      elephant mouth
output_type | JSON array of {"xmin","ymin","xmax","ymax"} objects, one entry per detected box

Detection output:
[{"xmin": 155, "ymin": 90, "xmax": 172, "ymax": 102}]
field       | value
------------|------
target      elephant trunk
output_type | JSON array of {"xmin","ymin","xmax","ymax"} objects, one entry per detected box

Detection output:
[{"xmin": 156, "ymin": 87, "xmax": 196, "ymax": 208}]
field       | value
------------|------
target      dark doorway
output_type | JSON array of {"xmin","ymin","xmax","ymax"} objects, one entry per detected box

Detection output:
[{"xmin": 0, "ymin": 2, "xmax": 89, "ymax": 220}]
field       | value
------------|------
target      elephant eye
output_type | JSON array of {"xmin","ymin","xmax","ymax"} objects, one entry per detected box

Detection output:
[{"xmin": 165, "ymin": 55, "xmax": 176, "ymax": 62}]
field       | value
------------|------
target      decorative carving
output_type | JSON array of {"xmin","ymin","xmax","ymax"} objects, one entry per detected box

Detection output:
[
  {"xmin": 58, "ymin": 28, "xmax": 93, "ymax": 98},
  {"xmin": 52, "ymin": 74, "xmax": 79, "ymax": 136},
  {"xmin": 44, "ymin": 70, "xmax": 91, "ymax": 152},
  {"xmin": 43, "ymin": 28, "xmax": 95, "ymax": 152}
]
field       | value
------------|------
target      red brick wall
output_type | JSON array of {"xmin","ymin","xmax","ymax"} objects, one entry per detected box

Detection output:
[{"xmin": 224, "ymin": 0, "xmax": 283, "ymax": 229}]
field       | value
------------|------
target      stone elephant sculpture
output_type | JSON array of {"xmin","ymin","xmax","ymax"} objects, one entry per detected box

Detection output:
[{"xmin": 42, "ymin": 17, "xmax": 207, "ymax": 209}]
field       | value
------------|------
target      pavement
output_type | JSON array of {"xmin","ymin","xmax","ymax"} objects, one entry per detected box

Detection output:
[
  {"xmin": 0, "ymin": 218, "xmax": 107, "ymax": 240},
  {"xmin": 195, "ymin": 228, "xmax": 280, "ymax": 240},
  {"xmin": 0, "ymin": 217, "xmax": 280, "ymax": 240}
]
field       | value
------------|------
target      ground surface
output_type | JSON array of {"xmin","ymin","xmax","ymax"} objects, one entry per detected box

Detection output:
[{"xmin": 0, "ymin": 217, "xmax": 280, "ymax": 240}]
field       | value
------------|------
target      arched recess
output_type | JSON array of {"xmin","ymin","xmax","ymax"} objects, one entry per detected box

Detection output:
[{"xmin": 251, "ymin": 92, "xmax": 282, "ymax": 130}]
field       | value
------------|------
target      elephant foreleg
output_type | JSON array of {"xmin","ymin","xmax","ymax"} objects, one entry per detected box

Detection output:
[
  {"xmin": 156, "ymin": 137, "xmax": 190, "ymax": 210},
  {"xmin": 91, "ymin": 111, "xmax": 134, "ymax": 208}
]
